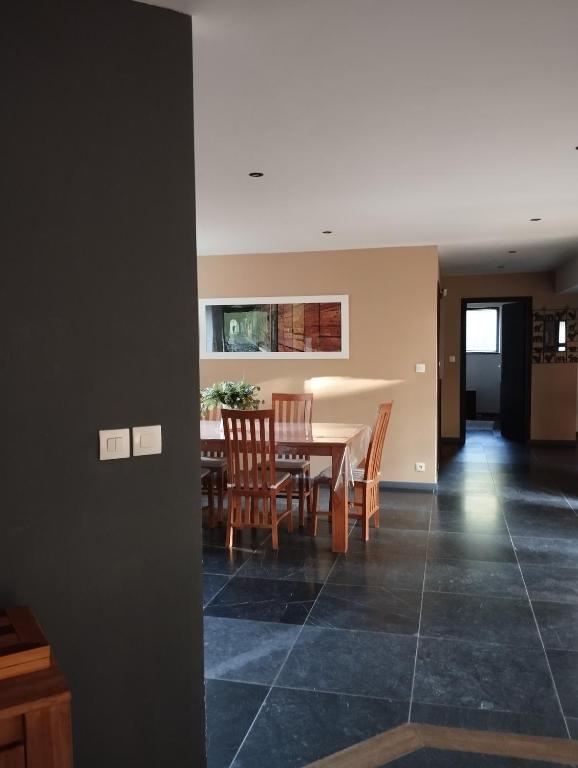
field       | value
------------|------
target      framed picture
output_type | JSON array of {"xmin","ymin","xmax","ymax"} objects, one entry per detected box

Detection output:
[{"xmin": 199, "ymin": 295, "xmax": 349, "ymax": 359}]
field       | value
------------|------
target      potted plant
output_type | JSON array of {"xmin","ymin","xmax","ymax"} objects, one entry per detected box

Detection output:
[{"xmin": 200, "ymin": 380, "xmax": 263, "ymax": 414}]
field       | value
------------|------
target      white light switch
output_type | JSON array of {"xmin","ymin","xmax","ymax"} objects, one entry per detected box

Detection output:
[
  {"xmin": 99, "ymin": 429, "xmax": 130, "ymax": 460},
  {"xmin": 132, "ymin": 425, "xmax": 162, "ymax": 456},
  {"xmin": 415, "ymin": 363, "xmax": 426, "ymax": 373}
]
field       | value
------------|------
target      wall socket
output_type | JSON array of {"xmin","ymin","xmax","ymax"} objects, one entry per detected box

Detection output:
[{"xmin": 415, "ymin": 462, "xmax": 426, "ymax": 472}]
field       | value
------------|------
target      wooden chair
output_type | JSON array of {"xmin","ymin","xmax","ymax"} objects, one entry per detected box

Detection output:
[
  {"xmin": 201, "ymin": 406, "xmax": 227, "ymax": 526},
  {"xmin": 272, "ymin": 392, "xmax": 313, "ymax": 527},
  {"xmin": 311, "ymin": 402, "xmax": 393, "ymax": 541},
  {"xmin": 222, "ymin": 409, "xmax": 294, "ymax": 550}
]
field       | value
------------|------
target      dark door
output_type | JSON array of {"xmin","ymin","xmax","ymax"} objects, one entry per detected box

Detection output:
[{"xmin": 500, "ymin": 301, "xmax": 530, "ymax": 441}]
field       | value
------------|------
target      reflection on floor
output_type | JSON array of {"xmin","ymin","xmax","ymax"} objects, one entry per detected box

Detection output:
[
  {"xmin": 387, "ymin": 749, "xmax": 570, "ymax": 767},
  {"xmin": 203, "ymin": 432, "xmax": 578, "ymax": 768}
]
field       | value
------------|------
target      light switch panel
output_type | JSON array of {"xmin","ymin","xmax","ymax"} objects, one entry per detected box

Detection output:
[
  {"xmin": 99, "ymin": 428, "xmax": 130, "ymax": 460},
  {"xmin": 132, "ymin": 425, "xmax": 162, "ymax": 456},
  {"xmin": 415, "ymin": 363, "xmax": 426, "ymax": 373}
]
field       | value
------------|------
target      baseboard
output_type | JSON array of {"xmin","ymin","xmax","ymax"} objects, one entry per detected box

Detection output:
[{"xmin": 379, "ymin": 481, "xmax": 437, "ymax": 492}]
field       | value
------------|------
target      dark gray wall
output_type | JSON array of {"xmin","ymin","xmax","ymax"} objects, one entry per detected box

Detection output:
[{"xmin": 1, "ymin": 2, "xmax": 204, "ymax": 766}]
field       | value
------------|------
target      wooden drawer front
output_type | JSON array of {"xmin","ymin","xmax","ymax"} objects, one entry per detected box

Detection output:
[{"xmin": 0, "ymin": 745, "xmax": 25, "ymax": 768}]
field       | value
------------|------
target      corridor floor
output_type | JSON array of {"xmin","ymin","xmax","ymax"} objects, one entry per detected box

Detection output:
[{"xmin": 202, "ymin": 431, "xmax": 578, "ymax": 768}]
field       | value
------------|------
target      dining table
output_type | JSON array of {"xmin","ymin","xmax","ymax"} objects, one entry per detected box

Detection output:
[{"xmin": 200, "ymin": 420, "xmax": 371, "ymax": 553}]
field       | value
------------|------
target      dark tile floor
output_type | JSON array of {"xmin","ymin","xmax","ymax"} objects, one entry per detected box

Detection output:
[{"xmin": 203, "ymin": 430, "xmax": 578, "ymax": 768}]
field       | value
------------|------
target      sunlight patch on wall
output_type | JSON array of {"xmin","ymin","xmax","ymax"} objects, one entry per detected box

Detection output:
[{"xmin": 304, "ymin": 377, "xmax": 404, "ymax": 400}]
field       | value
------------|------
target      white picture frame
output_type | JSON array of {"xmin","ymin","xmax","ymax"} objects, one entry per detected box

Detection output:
[{"xmin": 199, "ymin": 295, "xmax": 349, "ymax": 359}]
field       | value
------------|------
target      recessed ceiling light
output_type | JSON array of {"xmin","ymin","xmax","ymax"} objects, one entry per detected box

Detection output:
[
  {"xmin": 248, "ymin": 171, "xmax": 264, "ymax": 178},
  {"xmin": 508, "ymin": 250, "xmax": 517, "ymax": 254},
  {"xmin": 530, "ymin": 217, "xmax": 541, "ymax": 222},
  {"xmin": 322, "ymin": 230, "xmax": 333, "ymax": 234}
]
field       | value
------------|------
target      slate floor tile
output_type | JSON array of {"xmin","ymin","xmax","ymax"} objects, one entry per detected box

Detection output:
[
  {"xmin": 430, "ymin": 504, "xmax": 508, "ymax": 535},
  {"xmin": 202, "ymin": 546, "xmax": 252, "ymax": 575},
  {"xmin": 205, "ymin": 679, "xmax": 267, "ymax": 768},
  {"xmin": 231, "ymin": 687, "xmax": 409, "ymax": 768},
  {"xmin": 409, "ymin": 701, "xmax": 568, "ymax": 738},
  {"xmin": 276, "ymin": 626, "xmax": 416, "ymax": 700},
  {"xmin": 533, "ymin": 600, "xmax": 578, "ymax": 651},
  {"xmin": 203, "ymin": 573, "xmax": 230, "ymax": 606},
  {"xmin": 413, "ymin": 637, "xmax": 561, "ymax": 717},
  {"xmin": 307, "ymin": 583, "xmax": 421, "ymax": 635},
  {"xmin": 513, "ymin": 536, "xmax": 578, "ymax": 568},
  {"xmin": 522, "ymin": 563, "xmax": 578, "ymax": 604},
  {"xmin": 379, "ymin": 490, "xmax": 434, "ymax": 514},
  {"xmin": 504, "ymin": 502, "xmax": 578, "ymax": 540},
  {"xmin": 420, "ymin": 592, "xmax": 540, "ymax": 647},
  {"xmin": 346, "ymin": 529, "xmax": 428, "ymax": 555},
  {"xmin": 204, "ymin": 576, "xmax": 322, "ymax": 625},
  {"xmin": 424, "ymin": 558, "xmax": 526, "ymax": 599},
  {"xmin": 237, "ymin": 547, "xmax": 336, "ymax": 583},
  {"xmin": 547, "ymin": 649, "xmax": 578, "ymax": 719},
  {"xmin": 204, "ymin": 616, "xmax": 300, "ymax": 684},
  {"xmin": 427, "ymin": 531, "xmax": 516, "ymax": 563},
  {"xmin": 568, "ymin": 717, "xmax": 578, "ymax": 739},
  {"xmin": 373, "ymin": 506, "xmax": 431, "ymax": 531},
  {"xmin": 328, "ymin": 551, "xmax": 426, "ymax": 590}
]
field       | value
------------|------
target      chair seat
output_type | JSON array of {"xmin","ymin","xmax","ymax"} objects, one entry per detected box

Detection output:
[
  {"xmin": 201, "ymin": 468, "xmax": 211, "ymax": 480},
  {"xmin": 275, "ymin": 458, "xmax": 310, "ymax": 471},
  {"xmin": 201, "ymin": 456, "xmax": 227, "ymax": 469},
  {"xmin": 314, "ymin": 466, "xmax": 367, "ymax": 484},
  {"xmin": 230, "ymin": 470, "xmax": 291, "ymax": 491}
]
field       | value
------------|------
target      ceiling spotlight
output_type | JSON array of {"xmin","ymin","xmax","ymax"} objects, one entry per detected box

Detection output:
[
  {"xmin": 508, "ymin": 250, "xmax": 517, "ymax": 254},
  {"xmin": 249, "ymin": 171, "xmax": 264, "ymax": 178},
  {"xmin": 530, "ymin": 217, "xmax": 541, "ymax": 222},
  {"xmin": 322, "ymin": 230, "xmax": 333, "ymax": 234}
]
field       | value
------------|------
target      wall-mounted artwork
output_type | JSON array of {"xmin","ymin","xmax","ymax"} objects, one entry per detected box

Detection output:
[
  {"xmin": 532, "ymin": 308, "xmax": 578, "ymax": 363},
  {"xmin": 199, "ymin": 295, "xmax": 349, "ymax": 359}
]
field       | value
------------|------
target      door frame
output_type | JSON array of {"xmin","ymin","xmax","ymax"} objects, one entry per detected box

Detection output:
[{"xmin": 460, "ymin": 296, "xmax": 533, "ymax": 444}]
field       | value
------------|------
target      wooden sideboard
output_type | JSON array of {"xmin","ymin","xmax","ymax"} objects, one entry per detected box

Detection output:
[{"xmin": 0, "ymin": 608, "xmax": 72, "ymax": 768}]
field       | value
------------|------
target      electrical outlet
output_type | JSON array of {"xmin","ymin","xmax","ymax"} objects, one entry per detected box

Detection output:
[{"xmin": 415, "ymin": 462, "xmax": 426, "ymax": 472}]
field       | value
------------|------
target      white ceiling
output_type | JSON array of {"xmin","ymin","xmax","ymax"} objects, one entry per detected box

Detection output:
[{"xmin": 142, "ymin": 0, "xmax": 578, "ymax": 275}]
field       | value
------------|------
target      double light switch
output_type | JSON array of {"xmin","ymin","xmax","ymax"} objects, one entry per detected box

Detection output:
[{"xmin": 99, "ymin": 425, "xmax": 162, "ymax": 460}]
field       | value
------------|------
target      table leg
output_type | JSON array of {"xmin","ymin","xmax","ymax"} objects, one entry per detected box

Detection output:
[{"xmin": 331, "ymin": 445, "xmax": 348, "ymax": 553}]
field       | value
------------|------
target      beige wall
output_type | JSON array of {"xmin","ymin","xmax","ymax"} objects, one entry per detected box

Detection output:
[
  {"xmin": 198, "ymin": 246, "xmax": 439, "ymax": 484},
  {"xmin": 440, "ymin": 272, "xmax": 578, "ymax": 441}
]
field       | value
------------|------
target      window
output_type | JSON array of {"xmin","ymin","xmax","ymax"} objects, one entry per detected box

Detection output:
[
  {"xmin": 466, "ymin": 308, "xmax": 499, "ymax": 353},
  {"xmin": 559, "ymin": 320, "xmax": 567, "ymax": 351}
]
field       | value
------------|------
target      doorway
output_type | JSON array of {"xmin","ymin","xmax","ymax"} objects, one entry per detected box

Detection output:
[{"xmin": 460, "ymin": 297, "xmax": 532, "ymax": 443}]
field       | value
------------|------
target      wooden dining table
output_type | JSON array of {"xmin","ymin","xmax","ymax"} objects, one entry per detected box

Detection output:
[{"xmin": 200, "ymin": 420, "xmax": 371, "ymax": 554}]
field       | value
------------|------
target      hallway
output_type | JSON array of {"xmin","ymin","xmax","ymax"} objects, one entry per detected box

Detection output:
[{"xmin": 203, "ymin": 432, "xmax": 578, "ymax": 767}]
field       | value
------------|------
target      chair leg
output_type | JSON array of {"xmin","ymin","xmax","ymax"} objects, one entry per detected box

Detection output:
[
  {"xmin": 310, "ymin": 481, "xmax": 319, "ymax": 536},
  {"xmin": 206, "ymin": 476, "xmax": 216, "ymax": 527},
  {"xmin": 305, "ymin": 468, "xmax": 312, "ymax": 517},
  {"xmin": 357, "ymin": 485, "xmax": 369, "ymax": 541},
  {"xmin": 226, "ymin": 492, "xmax": 234, "ymax": 549},
  {"xmin": 298, "ymin": 473, "xmax": 305, "ymax": 527},
  {"xmin": 271, "ymin": 494, "xmax": 279, "ymax": 550},
  {"xmin": 216, "ymin": 468, "xmax": 225, "ymax": 525},
  {"xmin": 286, "ymin": 479, "xmax": 294, "ymax": 533},
  {"xmin": 373, "ymin": 485, "xmax": 380, "ymax": 528}
]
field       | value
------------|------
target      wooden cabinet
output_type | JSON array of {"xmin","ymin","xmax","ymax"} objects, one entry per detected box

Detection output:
[{"xmin": 0, "ymin": 609, "xmax": 72, "ymax": 768}]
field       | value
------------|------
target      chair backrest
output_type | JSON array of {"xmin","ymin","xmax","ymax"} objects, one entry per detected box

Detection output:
[
  {"xmin": 201, "ymin": 406, "xmax": 221, "ymax": 421},
  {"xmin": 364, "ymin": 402, "xmax": 393, "ymax": 481},
  {"xmin": 272, "ymin": 392, "xmax": 313, "ymax": 425},
  {"xmin": 201, "ymin": 405, "xmax": 224, "ymax": 457},
  {"xmin": 222, "ymin": 409, "xmax": 277, "ymax": 491}
]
